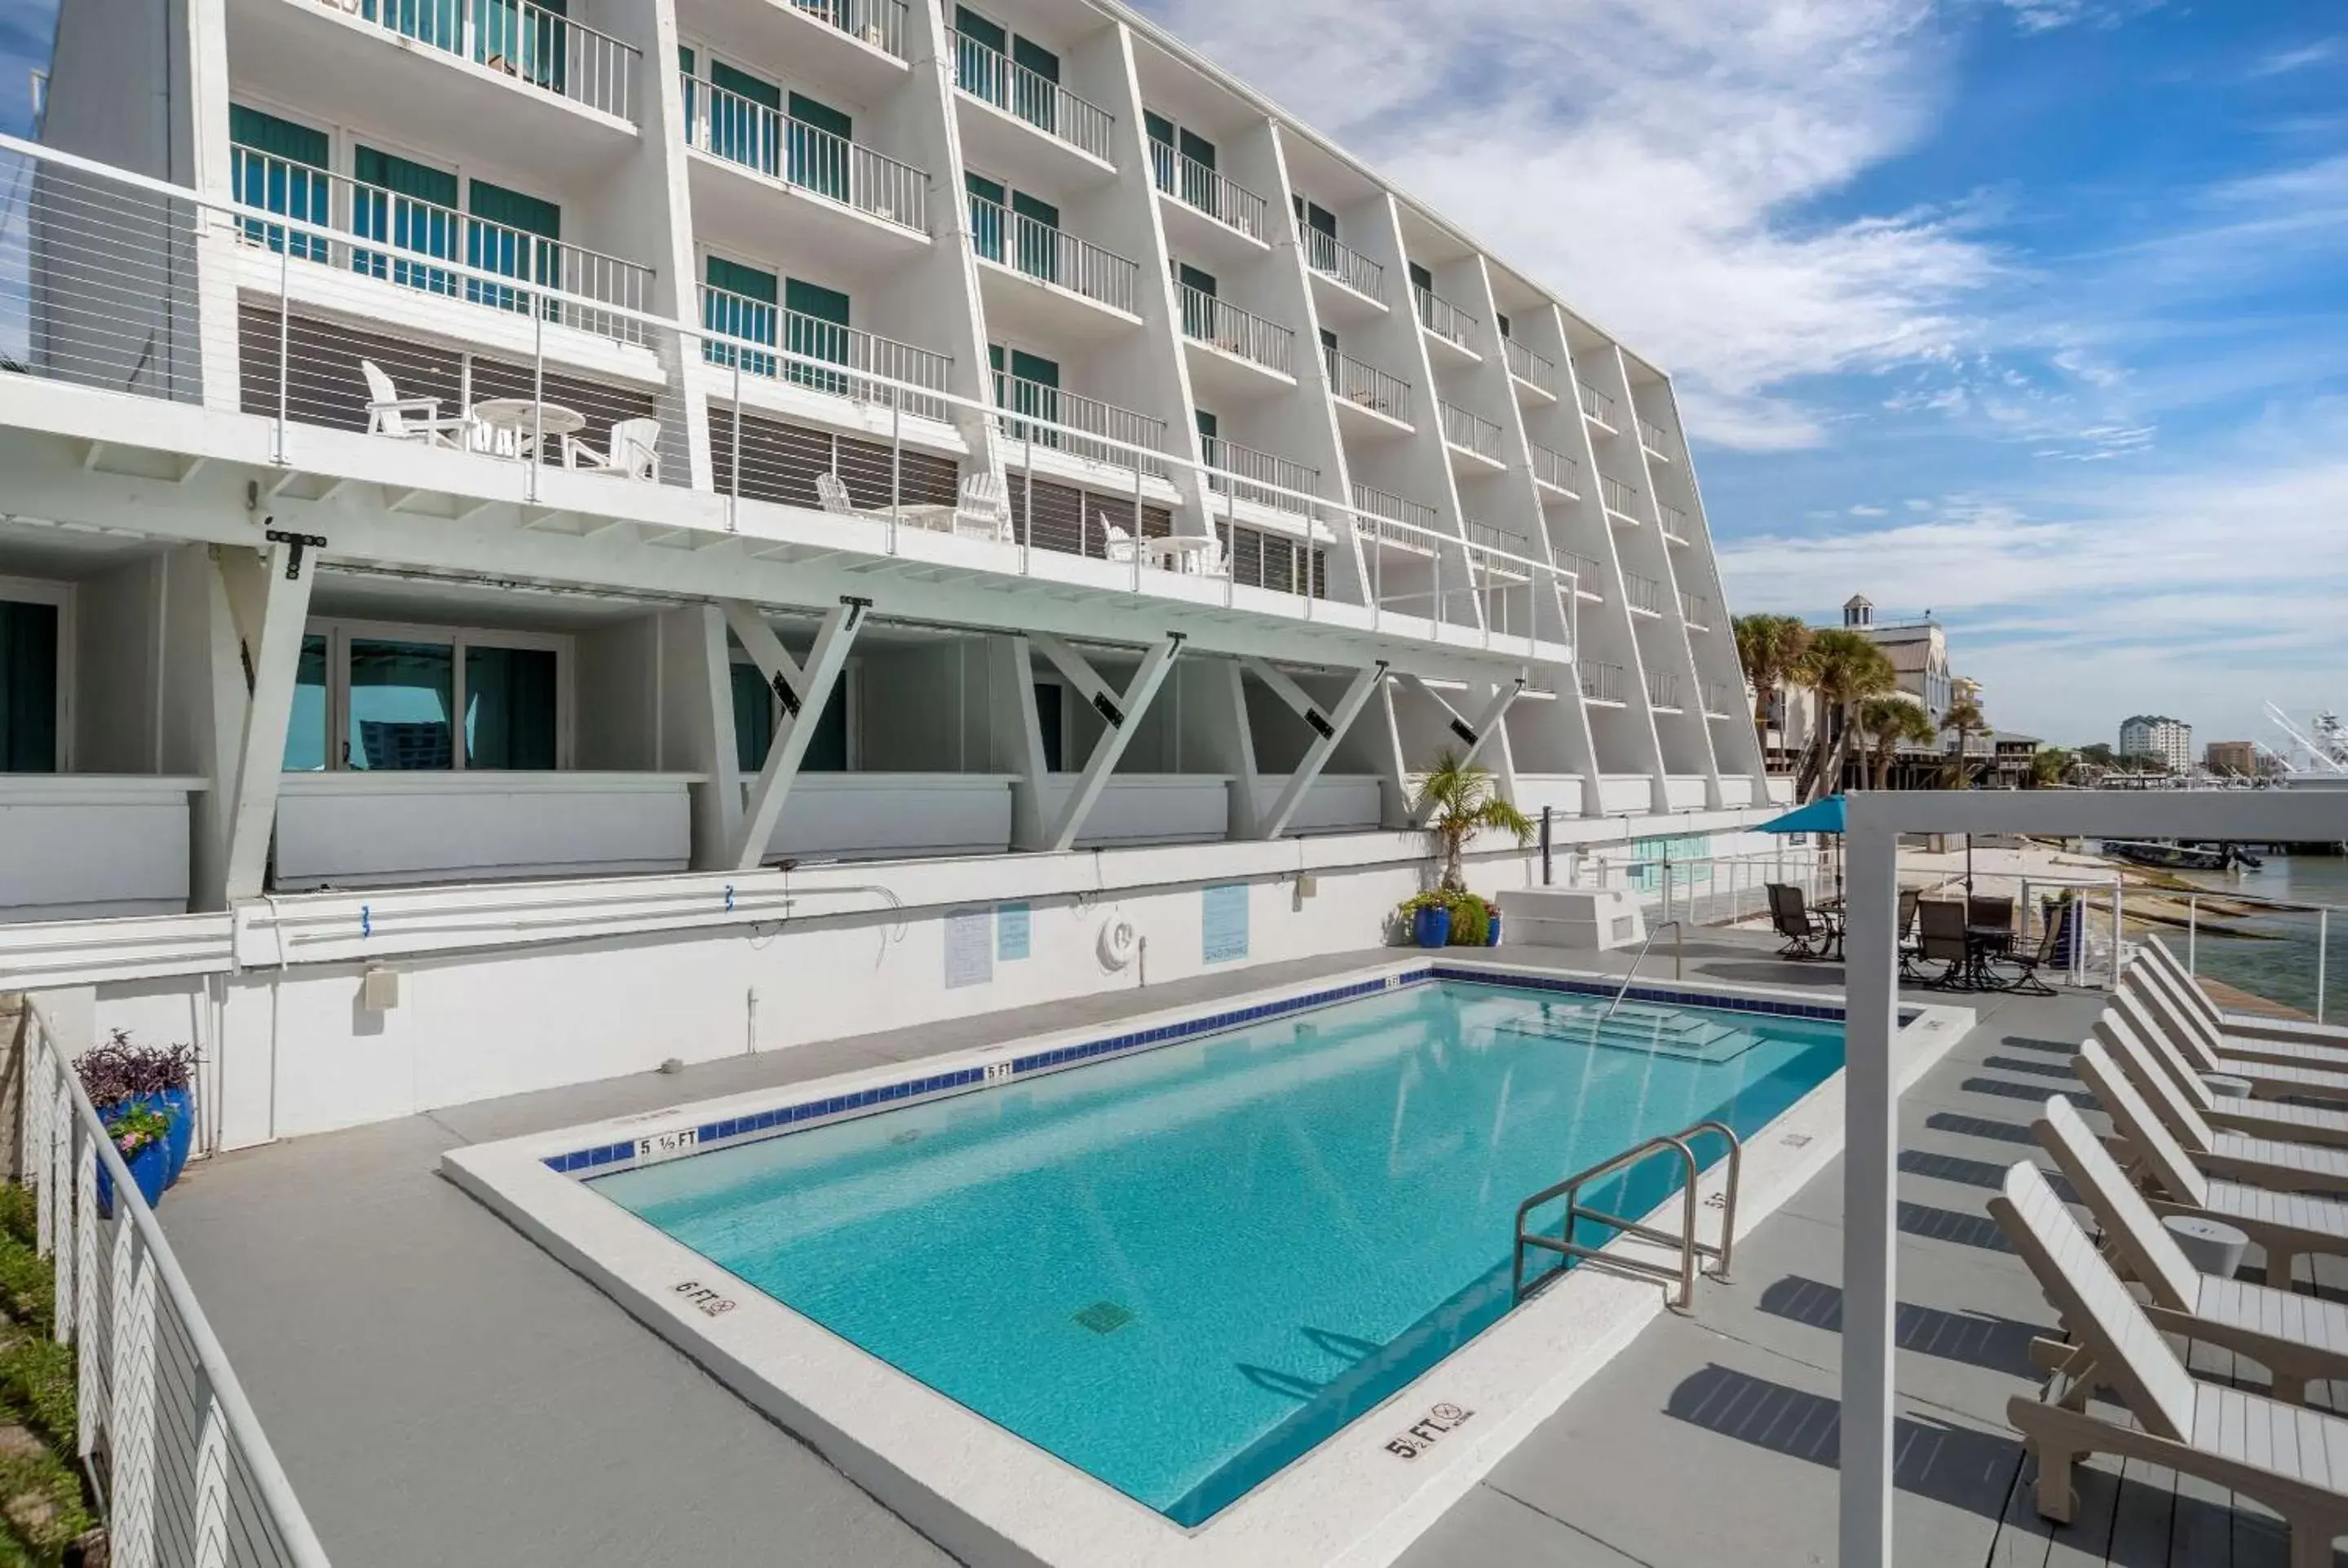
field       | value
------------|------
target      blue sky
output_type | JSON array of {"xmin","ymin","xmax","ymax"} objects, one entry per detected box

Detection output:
[{"xmin": 1140, "ymin": 0, "xmax": 2348, "ymax": 753}]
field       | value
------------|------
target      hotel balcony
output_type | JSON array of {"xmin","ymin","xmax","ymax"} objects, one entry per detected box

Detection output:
[
  {"xmin": 1680, "ymin": 590, "xmax": 1713, "ymax": 631},
  {"xmin": 1638, "ymin": 414, "xmax": 1674, "ymax": 461},
  {"xmin": 1177, "ymin": 285, "xmax": 1294, "ymax": 393},
  {"xmin": 699, "ymin": 282, "xmax": 952, "ymax": 425},
  {"xmin": 1581, "ymin": 660, "xmax": 1628, "ymax": 705},
  {"xmin": 1623, "ymin": 570, "xmax": 1664, "ymax": 617},
  {"xmin": 1413, "ymin": 284, "xmax": 1478, "ymax": 360},
  {"xmin": 953, "ymin": 30, "xmax": 1117, "ymax": 177},
  {"xmin": 1149, "ymin": 139, "xmax": 1271, "ymax": 253},
  {"xmin": 1658, "ymin": 502, "xmax": 1691, "ymax": 545},
  {"xmin": 225, "ymin": 0, "xmax": 643, "ymax": 183},
  {"xmin": 1557, "ymin": 550, "xmax": 1605, "ymax": 601},
  {"xmin": 1529, "ymin": 441, "xmax": 1580, "ymax": 499},
  {"xmin": 683, "ymin": 75, "xmax": 930, "ymax": 252},
  {"xmin": 1577, "ymin": 378, "xmax": 1619, "ymax": 432},
  {"xmin": 769, "ymin": 0, "xmax": 912, "ymax": 68},
  {"xmin": 1439, "ymin": 400, "xmax": 1506, "ymax": 469},
  {"xmin": 1504, "ymin": 337, "xmax": 1558, "ymax": 400},
  {"xmin": 1203, "ymin": 435, "xmax": 1318, "ymax": 518},
  {"xmin": 1348, "ymin": 483, "xmax": 1440, "ymax": 551},
  {"xmin": 967, "ymin": 193, "xmax": 1143, "ymax": 328},
  {"xmin": 1324, "ymin": 345, "xmax": 1413, "ymax": 434},
  {"xmin": 1704, "ymin": 682, "xmax": 1739, "ymax": 719},
  {"xmin": 1298, "ymin": 224, "xmax": 1384, "ymax": 310},
  {"xmin": 226, "ymin": 148, "xmax": 657, "ymax": 360},
  {"xmin": 1647, "ymin": 669, "xmax": 1683, "ymax": 712},
  {"xmin": 1599, "ymin": 473, "xmax": 1642, "ymax": 525},
  {"xmin": 992, "ymin": 371, "xmax": 1166, "ymax": 482}
]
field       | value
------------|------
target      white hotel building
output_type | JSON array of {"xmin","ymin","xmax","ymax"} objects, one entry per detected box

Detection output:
[{"xmin": 2, "ymin": 0, "xmax": 1782, "ymax": 1150}]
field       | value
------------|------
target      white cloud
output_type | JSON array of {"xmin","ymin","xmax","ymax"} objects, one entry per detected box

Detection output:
[
  {"xmin": 1136, "ymin": 0, "xmax": 1999, "ymax": 449},
  {"xmin": 1848, "ymin": 503, "xmax": 1889, "ymax": 515}
]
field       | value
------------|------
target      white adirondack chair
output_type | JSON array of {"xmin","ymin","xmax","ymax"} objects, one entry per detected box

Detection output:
[
  {"xmin": 360, "ymin": 360, "xmax": 472, "ymax": 448},
  {"xmin": 564, "ymin": 417, "xmax": 662, "ymax": 483},
  {"xmin": 955, "ymin": 471, "xmax": 1012, "ymax": 541}
]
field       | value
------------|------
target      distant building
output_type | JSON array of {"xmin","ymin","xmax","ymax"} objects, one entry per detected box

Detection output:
[
  {"xmin": 2205, "ymin": 740, "xmax": 2262, "ymax": 778},
  {"xmin": 2120, "ymin": 715, "xmax": 2193, "ymax": 774},
  {"xmin": 1758, "ymin": 595, "xmax": 1976, "ymax": 785}
]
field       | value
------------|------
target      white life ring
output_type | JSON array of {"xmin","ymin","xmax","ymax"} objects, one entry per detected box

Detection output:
[{"xmin": 1099, "ymin": 916, "xmax": 1138, "ymax": 970}]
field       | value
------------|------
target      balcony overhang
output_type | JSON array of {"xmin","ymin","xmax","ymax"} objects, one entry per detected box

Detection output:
[
  {"xmin": 686, "ymin": 150, "xmax": 931, "ymax": 272},
  {"xmin": 975, "ymin": 256, "xmax": 1143, "ymax": 342}
]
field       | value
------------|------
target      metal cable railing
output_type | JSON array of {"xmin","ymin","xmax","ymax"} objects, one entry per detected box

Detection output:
[
  {"xmin": 966, "ymin": 194, "xmax": 1138, "ymax": 314},
  {"xmin": 1324, "ymin": 344, "xmax": 1410, "ymax": 421},
  {"xmin": 19, "ymin": 996, "xmax": 329, "ymax": 1566},
  {"xmin": 1147, "ymin": 141, "xmax": 1268, "ymax": 240},
  {"xmin": 353, "ymin": 0, "xmax": 639, "ymax": 119},
  {"xmin": 954, "ymin": 33, "xmax": 1115, "ymax": 162},
  {"xmin": 1176, "ymin": 283, "xmax": 1292, "ymax": 373},
  {"xmin": 1298, "ymin": 224, "xmax": 1382, "ymax": 300},
  {"xmin": 684, "ymin": 75, "xmax": 927, "ymax": 233}
]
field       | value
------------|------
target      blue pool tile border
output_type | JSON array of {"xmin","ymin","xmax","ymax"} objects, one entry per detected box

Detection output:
[{"xmin": 544, "ymin": 963, "xmax": 1893, "ymax": 1176}]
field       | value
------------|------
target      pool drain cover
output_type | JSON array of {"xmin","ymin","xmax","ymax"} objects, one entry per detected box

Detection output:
[{"xmin": 1073, "ymin": 1301, "xmax": 1135, "ymax": 1335}]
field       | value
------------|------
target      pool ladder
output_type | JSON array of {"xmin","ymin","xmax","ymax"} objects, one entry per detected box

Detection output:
[{"xmin": 1510, "ymin": 1119, "xmax": 1742, "ymax": 1312}]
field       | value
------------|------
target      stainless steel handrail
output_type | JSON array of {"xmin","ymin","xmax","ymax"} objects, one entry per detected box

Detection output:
[
  {"xmin": 1598, "ymin": 919, "xmax": 1683, "ymax": 1022},
  {"xmin": 1511, "ymin": 1117, "xmax": 1742, "ymax": 1310}
]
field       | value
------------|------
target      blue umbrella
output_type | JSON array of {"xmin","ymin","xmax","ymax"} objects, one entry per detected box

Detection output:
[{"xmin": 1759, "ymin": 794, "xmax": 1846, "ymax": 903}]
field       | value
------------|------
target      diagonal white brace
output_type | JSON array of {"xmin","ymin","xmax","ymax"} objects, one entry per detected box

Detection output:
[
  {"xmin": 725, "ymin": 596, "xmax": 869, "ymax": 870},
  {"xmin": 221, "ymin": 532, "xmax": 322, "ymax": 901},
  {"xmin": 1397, "ymin": 674, "xmax": 1525, "ymax": 826},
  {"xmin": 1040, "ymin": 633, "xmax": 1186, "ymax": 852},
  {"xmin": 1252, "ymin": 660, "xmax": 1388, "ymax": 840}
]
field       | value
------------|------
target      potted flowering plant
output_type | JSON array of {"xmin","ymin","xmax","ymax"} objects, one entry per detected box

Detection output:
[
  {"xmin": 1398, "ymin": 890, "xmax": 1453, "ymax": 949},
  {"xmin": 95, "ymin": 1101, "xmax": 174, "ymax": 1217},
  {"xmin": 77, "ymin": 1031, "xmax": 198, "ymax": 1187}
]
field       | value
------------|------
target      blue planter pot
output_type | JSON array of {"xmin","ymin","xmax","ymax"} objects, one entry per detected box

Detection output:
[
  {"xmin": 1486, "ymin": 912, "xmax": 1502, "ymax": 947},
  {"xmin": 1413, "ymin": 906, "xmax": 1452, "ymax": 949},
  {"xmin": 97, "ymin": 1135, "xmax": 170, "ymax": 1219},
  {"xmin": 139, "ymin": 1089, "xmax": 193, "ymax": 1187}
]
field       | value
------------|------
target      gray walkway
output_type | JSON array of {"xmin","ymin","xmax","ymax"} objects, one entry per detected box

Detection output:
[{"xmin": 154, "ymin": 935, "xmax": 2311, "ymax": 1566}]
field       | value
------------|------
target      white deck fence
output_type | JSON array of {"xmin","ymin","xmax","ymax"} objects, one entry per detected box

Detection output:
[{"xmin": 15, "ymin": 994, "xmax": 328, "ymax": 1566}]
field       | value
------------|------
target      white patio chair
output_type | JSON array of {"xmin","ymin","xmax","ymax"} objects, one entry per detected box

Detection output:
[
  {"xmin": 954, "ymin": 470, "xmax": 1011, "ymax": 541},
  {"xmin": 815, "ymin": 472, "xmax": 864, "ymax": 517},
  {"xmin": 1100, "ymin": 519, "xmax": 1139, "ymax": 564},
  {"xmin": 2032, "ymin": 1093, "xmax": 2348, "ymax": 1405},
  {"xmin": 1988, "ymin": 1155, "xmax": 2348, "ymax": 1556},
  {"xmin": 360, "ymin": 360, "xmax": 471, "ymax": 449},
  {"xmin": 2072, "ymin": 1037, "xmax": 2348, "ymax": 1288},
  {"xmin": 564, "ymin": 417, "xmax": 662, "ymax": 483}
]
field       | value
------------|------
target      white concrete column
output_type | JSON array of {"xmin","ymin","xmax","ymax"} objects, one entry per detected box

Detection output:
[
  {"xmin": 1837, "ymin": 806, "xmax": 1901, "ymax": 1568},
  {"xmin": 216, "ymin": 533, "xmax": 320, "ymax": 902}
]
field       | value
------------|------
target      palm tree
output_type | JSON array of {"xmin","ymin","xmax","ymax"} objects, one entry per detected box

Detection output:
[
  {"xmin": 1858, "ymin": 695, "xmax": 1937, "ymax": 790},
  {"xmin": 2027, "ymin": 746, "xmax": 2075, "ymax": 788},
  {"xmin": 1802, "ymin": 629, "xmax": 1897, "ymax": 799},
  {"xmin": 1412, "ymin": 751, "xmax": 1534, "ymax": 891},
  {"xmin": 1940, "ymin": 697, "xmax": 1987, "ymax": 787},
  {"xmin": 1731, "ymin": 613, "xmax": 1817, "ymax": 762}
]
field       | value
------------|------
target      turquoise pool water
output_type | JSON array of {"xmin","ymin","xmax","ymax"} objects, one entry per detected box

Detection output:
[{"xmin": 591, "ymin": 980, "xmax": 1843, "ymax": 1523}]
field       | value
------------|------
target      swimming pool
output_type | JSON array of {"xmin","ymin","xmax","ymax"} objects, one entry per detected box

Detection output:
[
  {"xmin": 448, "ymin": 961, "xmax": 1970, "ymax": 1568},
  {"xmin": 587, "ymin": 977, "xmax": 1841, "ymax": 1522}
]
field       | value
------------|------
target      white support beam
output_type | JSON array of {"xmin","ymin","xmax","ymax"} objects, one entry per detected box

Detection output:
[
  {"xmin": 723, "ymin": 596, "xmax": 869, "ymax": 870},
  {"xmin": 1836, "ymin": 813, "xmax": 1900, "ymax": 1568},
  {"xmin": 1252, "ymin": 660, "xmax": 1388, "ymax": 840},
  {"xmin": 1038, "ymin": 634, "xmax": 1187, "ymax": 853},
  {"xmin": 219, "ymin": 532, "xmax": 322, "ymax": 901},
  {"xmin": 1395, "ymin": 674, "xmax": 1526, "ymax": 825}
]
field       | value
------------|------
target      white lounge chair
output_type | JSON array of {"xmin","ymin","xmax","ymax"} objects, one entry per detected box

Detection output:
[
  {"xmin": 955, "ymin": 471, "xmax": 1011, "ymax": 541},
  {"xmin": 2139, "ymin": 935, "xmax": 2348, "ymax": 1049},
  {"xmin": 360, "ymin": 360, "xmax": 472, "ymax": 448},
  {"xmin": 2107, "ymin": 987, "xmax": 2348, "ymax": 1148},
  {"xmin": 2123, "ymin": 965, "xmax": 2348, "ymax": 1104},
  {"xmin": 2090, "ymin": 1010, "xmax": 2348, "ymax": 1195},
  {"xmin": 564, "ymin": 417, "xmax": 662, "ymax": 483},
  {"xmin": 1989, "ymin": 1156, "xmax": 2348, "ymax": 1560},
  {"xmin": 2072, "ymin": 1037, "xmax": 2348, "ymax": 1288},
  {"xmin": 1100, "ymin": 519, "xmax": 1139, "ymax": 563},
  {"xmin": 2130, "ymin": 955, "xmax": 2348, "ymax": 1071}
]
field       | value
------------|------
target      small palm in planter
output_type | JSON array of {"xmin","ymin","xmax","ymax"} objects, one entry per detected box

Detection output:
[
  {"xmin": 96, "ymin": 1101, "xmax": 174, "ymax": 1217},
  {"xmin": 1405, "ymin": 752, "xmax": 1532, "ymax": 943}
]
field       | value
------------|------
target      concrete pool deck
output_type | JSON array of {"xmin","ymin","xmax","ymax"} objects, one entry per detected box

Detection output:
[{"xmin": 154, "ymin": 932, "xmax": 2302, "ymax": 1567}]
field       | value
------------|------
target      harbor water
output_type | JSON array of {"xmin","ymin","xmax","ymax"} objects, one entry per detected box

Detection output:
[{"xmin": 2173, "ymin": 854, "xmax": 2345, "ymax": 1021}]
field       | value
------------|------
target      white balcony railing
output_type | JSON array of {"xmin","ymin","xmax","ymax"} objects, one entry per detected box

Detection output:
[
  {"xmin": 1647, "ymin": 669, "xmax": 1683, "ymax": 710},
  {"xmin": 1558, "ymin": 551, "xmax": 1603, "ymax": 597},
  {"xmin": 1148, "ymin": 140, "xmax": 1270, "ymax": 241},
  {"xmin": 1177, "ymin": 283, "xmax": 1293, "ymax": 373},
  {"xmin": 1577, "ymin": 378, "xmax": 1618, "ymax": 428},
  {"xmin": 1599, "ymin": 473, "xmax": 1641, "ymax": 519},
  {"xmin": 1503, "ymin": 336, "xmax": 1556, "ymax": 393},
  {"xmin": 954, "ymin": 33, "xmax": 1116, "ymax": 163},
  {"xmin": 700, "ymin": 283, "xmax": 951, "ymax": 421},
  {"xmin": 1414, "ymin": 284, "xmax": 1476, "ymax": 347},
  {"xmin": 1581, "ymin": 661, "xmax": 1628, "ymax": 704},
  {"xmin": 357, "ymin": 0, "xmax": 639, "ymax": 120},
  {"xmin": 1203, "ymin": 435, "xmax": 1318, "ymax": 515},
  {"xmin": 994, "ymin": 373, "xmax": 1165, "ymax": 477},
  {"xmin": 968, "ymin": 194, "xmax": 1139, "ymax": 313},
  {"xmin": 1658, "ymin": 502, "xmax": 1690, "ymax": 543},
  {"xmin": 1464, "ymin": 518, "xmax": 1529, "ymax": 555},
  {"xmin": 1638, "ymin": 414, "xmax": 1672, "ymax": 458},
  {"xmin": 1623, "ymin": 571, "xmax": 1664, "ymax": 615},
  {"xmin": 1529, "ymin": 441, "xmax": 1580, "ymax": 496},
  {"xmin": 1350, "ymin": 482, "xmax": 1439, "ymax": 548},
  {"xmin": 1324, "ymin": 345, "xmax": 1411, "ymax": 421},
  {"xmin": 1298, "ymin": 223, "xmax": 1382, "ymax": 300},
  {"xmin": 1680, "ymin": 590, "xmax": 1713, "ymax": 629},
  {"xmin": 1703, "ymin": 682, "xmax": 1736, "ymax": 718},
  {"xmin": 229, "ymin": 148, "xmax": 655, "ymax": 343},
  {"xmin": 1439, "ymin": 400, "xmax": 1505, "ymax": 462},
  {"xmin": 789, "ymin": 0, "xmax": 911, "ymax": 60},
  {"xmin": 686, "ymin": 76, "xmax": 928, "ymax": 234}
]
